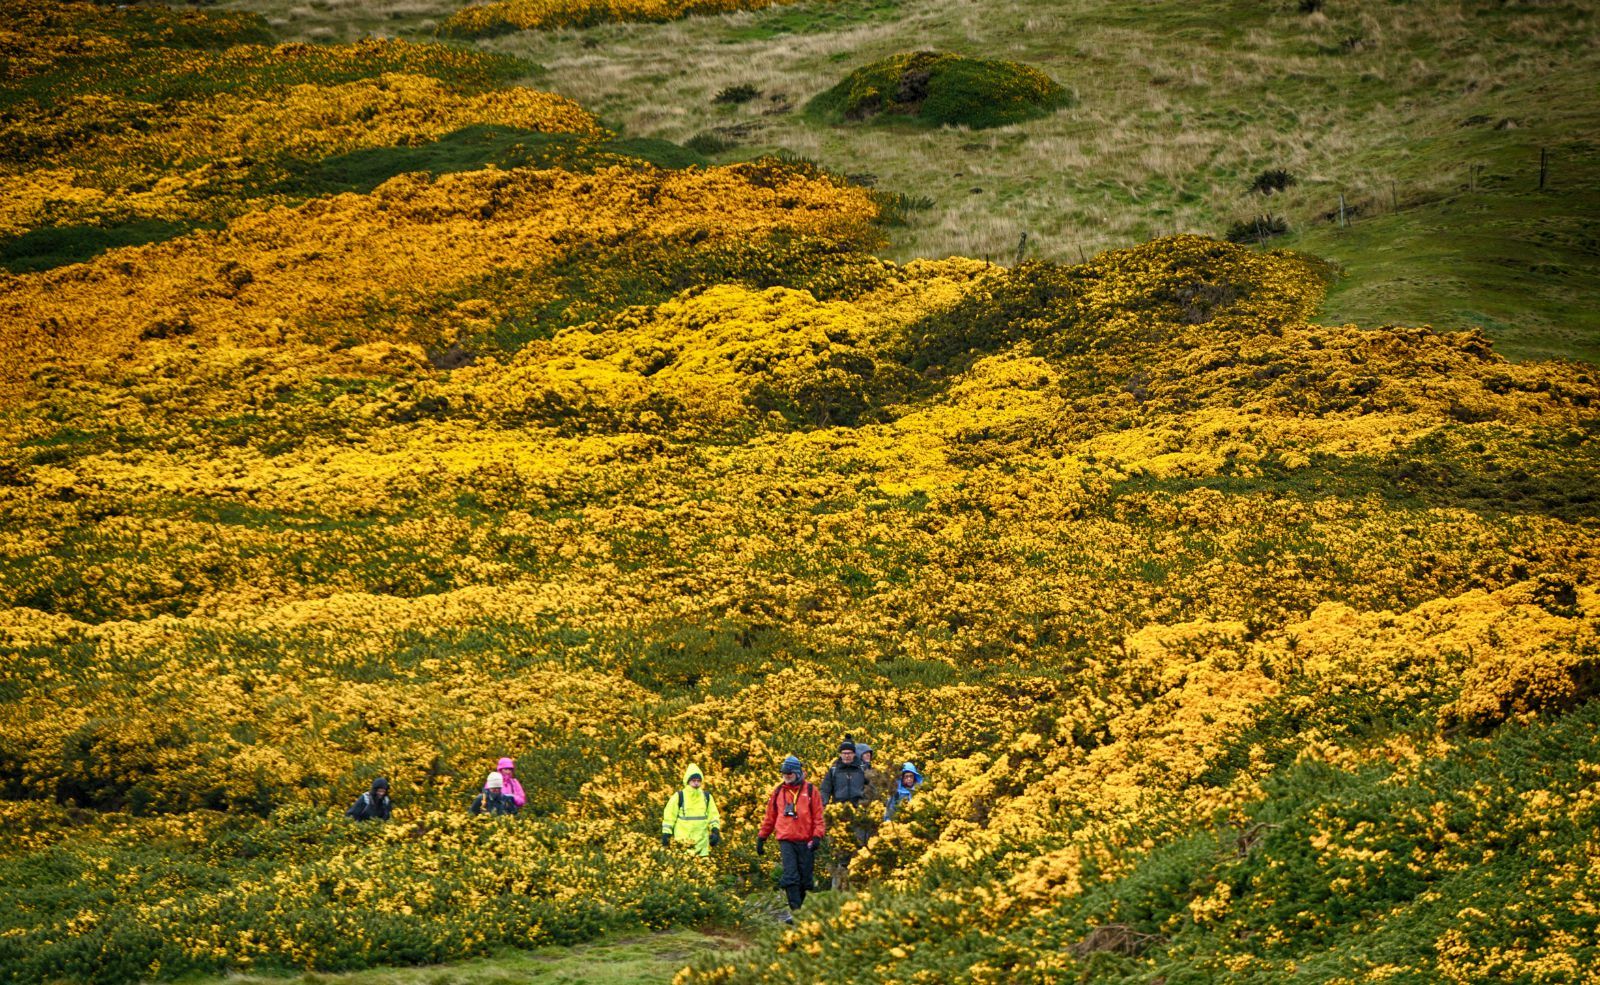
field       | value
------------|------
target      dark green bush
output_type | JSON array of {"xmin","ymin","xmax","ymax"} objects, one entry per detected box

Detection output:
[
  {"xmin": 713, "ymin": 83, "xmax": 761, "ymax": 105},
  {"xmin": 685, "ymin": 131, "xmax": 739, "ymax": 156},
  {"xmin": 806, "ymin": 51, "xmax": 1071, "ymax": 130},
  {"xmin": 1224, "ymin": 213, "xmax": 1290, "ymax": 243},
  {"xmin": 1251, "ymin": 168, "xmax": 1297, "ymax": 194}
]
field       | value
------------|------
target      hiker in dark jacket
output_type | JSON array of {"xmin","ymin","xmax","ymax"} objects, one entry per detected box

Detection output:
[
  {"xmin": 471, "ymin": 770, "xmax": 518, "ymax": 816},
  {"xmin": 820, "ymin": 736, "xmax": 867, "ymax": 805},
  {"xmin": 821, "ymin": 736, "xmax": 872, "ymax": 890},
  {"xmin": 346, "ymin": 777, "xmax": 391, "ymax": 821}
]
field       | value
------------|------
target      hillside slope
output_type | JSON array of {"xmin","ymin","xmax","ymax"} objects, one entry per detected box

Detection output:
[
  {"xmin": 218, "ymin": 0, "xmax": 1600, "ymax": 362},
  {"xmin": 2, "ymin": 3, "xmax": 1598, "ymax": 985}
]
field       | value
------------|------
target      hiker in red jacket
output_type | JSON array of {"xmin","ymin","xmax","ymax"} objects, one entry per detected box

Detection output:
[{"xmin": 757, "ymin": 755, "xmax": 825, "ymax": 916}]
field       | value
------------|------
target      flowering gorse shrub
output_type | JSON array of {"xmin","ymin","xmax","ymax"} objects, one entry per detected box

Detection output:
[
  {"xmin": 440, "ymin": 0, "xmax": 828, "ymax": 37},
  {"xmin": 0, "ymin": 0, "xmax": 270, "ymax": 81},
  {"xmin": 0, "ymin": 74, "xmax": 602, "ymax": 240}
]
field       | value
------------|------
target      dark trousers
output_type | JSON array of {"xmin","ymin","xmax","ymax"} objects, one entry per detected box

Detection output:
[{"xmin": 778, "ymin": 839, "xmax": 815, "ymax": 910}]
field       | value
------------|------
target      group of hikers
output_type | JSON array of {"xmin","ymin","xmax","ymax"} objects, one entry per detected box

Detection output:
[{"xmin": 345, "ymin": 736, "xmax": 925, "ymax": 916}]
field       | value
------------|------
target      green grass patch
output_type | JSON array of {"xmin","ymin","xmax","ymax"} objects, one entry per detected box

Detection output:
[
  {"xmin": 0, "ymin": 219, "xmax": 220, "ymax": 274},
  {"xmin": 171, "ymin": 930, "xmax": 744, "ymax": 985},
  {"xmin": 718, "ymin": 0, "xmax": 902, "ymax": 42},
  {"xmin": 1285, "ymin": 138, "xmax": 1600, "ymax": 363}
]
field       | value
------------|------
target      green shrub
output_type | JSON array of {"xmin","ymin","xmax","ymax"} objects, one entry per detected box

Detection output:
[
  {"xmin": 806, "ymin": 51, "xmax": 1071, "ymax": 130},
  {"xmin": 1250, "ymin": 168, "xmax": 1296, "ymax": 194},
  {"xmin": 684, "ymin": 131, "xmax": 740, "ymax": 156},
  {"xmin": 1224, "ymin": 213, "xmax": 1289, "ymax": 243},
  {"xmin": 713, "ymin": 83, "xmax": 761, "ymax": 105}
]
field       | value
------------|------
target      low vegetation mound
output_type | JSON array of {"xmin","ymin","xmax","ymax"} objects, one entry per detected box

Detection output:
[
  {"xmin": 440, "ymin": 0, "xmax": 818, "ymax": 38},
  {"xmin": 806, "ymin": 50, "xmax": 1070, "ymax": 130}
]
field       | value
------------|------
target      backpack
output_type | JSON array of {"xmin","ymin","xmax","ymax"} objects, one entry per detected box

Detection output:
[{"xmin": 677, "ymin": 787, "xmax": 716, "ymax": 820}]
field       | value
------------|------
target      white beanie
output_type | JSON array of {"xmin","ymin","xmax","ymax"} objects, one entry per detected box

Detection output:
[{"xmin": 485, "ymin": 771, "xmax": 504, "ymax": 790}]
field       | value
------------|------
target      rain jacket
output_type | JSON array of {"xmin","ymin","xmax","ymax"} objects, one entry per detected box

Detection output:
[
  {"xmin": 345, "ymin": 785, "xmax": 391, "ymax": 821},
  {"xmin": 496, "ymin": 759, "xmax": 527, "ymax": 808},
  {"xmin": 883, "ymin": 762, "xmax": 923, "ymax": 821},
  {"xmin": 820, "ymin": 757, "xmax": 867, "ymax": 805},
  {"xmin": 855, "ymin": 743, "xmax": 884, "ymax": 805},
  {"xmin": 759, "ymin": 776, "xmax": 825, "ymax": 843},
  {"xmin": 661, "ymin": 763, "xmax": 722, "ymax": 856},
  {"xmin": 472, "ymin": 787, "xmax": 518, "ymax": 816}
]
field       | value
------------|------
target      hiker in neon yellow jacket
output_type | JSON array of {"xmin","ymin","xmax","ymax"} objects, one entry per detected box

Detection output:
[{"xmin": 660, "ymin": 763, "xmax": 722, "ymax": 856}]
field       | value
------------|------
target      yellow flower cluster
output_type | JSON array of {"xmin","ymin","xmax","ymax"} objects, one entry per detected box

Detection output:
[
  {"xmin": 442, "ymin": 0, "xmax": 821, "ymax": 36},
  {"xmin": 1, "ymin": 73, "xmax": 601, "ymax": 240},
  {"xmin": 21, "ymin": 73, "xmax": 598, "ymax": 179},
  {"xmin": 0, "ymin": 162, "xmax": 878, "ymax": 401},
  {"xmin": 462, "ymin": 273, "xmax": 988, "ymax": 431},
  {"xmin": 13, "ymin": 72, "xmax": 599, "ymax": 178},
  {"xmin": 0, "ymin": 0, "xmax": 264, "ymax": 79}
]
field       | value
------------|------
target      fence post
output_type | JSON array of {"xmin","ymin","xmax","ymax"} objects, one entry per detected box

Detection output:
[
  {"xmin": 1540, "ymin": 147, "xmax": 1548, "ymax": 190},
  {"xmin": 1013, "ymin": 231, "xmax": 1028, "ymax": 267},
  {"xmin": 1338, "ymin": 193, "xmax": 1347, "ymax": 228}
]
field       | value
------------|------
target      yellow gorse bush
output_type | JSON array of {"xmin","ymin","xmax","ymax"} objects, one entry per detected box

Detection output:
[
  {"xmin": 0, "ymin": 0, "xmax": 265, "ymax": 79},
  {"xmin": 12, "ymin": 73, "xmax": 601, "ymax": 180},
  {"xmin": 1, "ymin": 163, "xmax": 878, "ymax": 400},
  {"xmin": 0, "ymin": 73, "xmax": 602, "ymax": 240},
  {"xmin": 6, "ymin": 73, "xmax": 600, "ymax": 180},
  {"xmin": 442, "ymin": 0, "xmax": 826, "ymax": 36}
]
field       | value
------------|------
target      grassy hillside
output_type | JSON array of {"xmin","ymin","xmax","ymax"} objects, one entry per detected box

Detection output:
[
  {"xmin": 217, "ymin": 0, "xmax": 1599, "ymax": 361},
  {"xmin": 3, "ymin": 2, "xmax": 1599, "ymax": 985}
]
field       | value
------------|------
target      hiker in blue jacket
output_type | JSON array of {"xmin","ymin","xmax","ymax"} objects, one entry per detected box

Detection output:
[{"xmin": 883, "ymin": 762, "xmax": 923, "ymax": 821}]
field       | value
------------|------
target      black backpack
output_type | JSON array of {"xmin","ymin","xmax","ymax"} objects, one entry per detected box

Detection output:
[{"xmin": 677, "ymin": 787, "xmax": 716, "ymax": 818}]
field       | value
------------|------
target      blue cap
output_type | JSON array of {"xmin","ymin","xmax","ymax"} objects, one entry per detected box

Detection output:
[
  {"xmin": 899, "ymin": 762, "xmax": 922, "ymax": 781},
  {"xmin": 781, "ymin": 755, "xmax": 803, "ymax": 773}
]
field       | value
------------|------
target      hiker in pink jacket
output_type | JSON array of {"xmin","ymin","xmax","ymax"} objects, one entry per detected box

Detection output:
[{"xmin": 496, "ymin": 757, "xmax": 526, "ymax": 808}]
